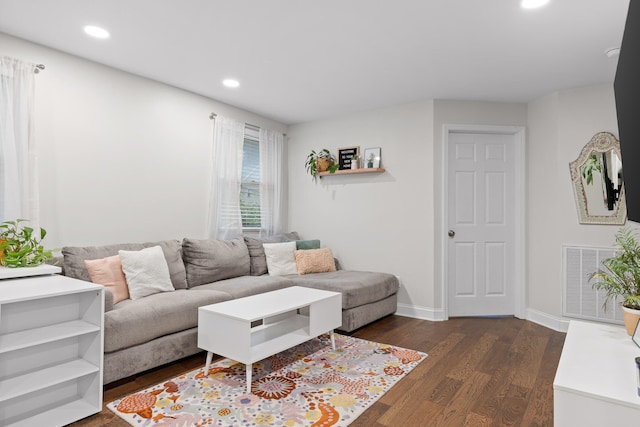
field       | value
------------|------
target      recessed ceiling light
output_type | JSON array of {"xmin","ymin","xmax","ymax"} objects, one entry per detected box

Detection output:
[
  {"xmin": 222, "ymin": 79, "xmax": 240, "ymax": 88},
  {"xmin": 521, "ymin": 0, "xmax": 550, "ymax": 9},
  {"xmin": 605, "ymin": 47, "xmax": 620, "ymax": 58},
  {"xmin": 84, "ymin": 25, "xmax": 110, "ymax": 39}
]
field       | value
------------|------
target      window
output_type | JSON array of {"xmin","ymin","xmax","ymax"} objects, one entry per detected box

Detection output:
[{"xmin": 240, "ymin": 126, "xmax": 261, "ymax": 228}]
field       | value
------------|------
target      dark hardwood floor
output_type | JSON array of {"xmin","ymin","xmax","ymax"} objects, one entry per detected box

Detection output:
[{"xmin": 71, "ymin": 315, "xmax": 565, "ymax": 426}]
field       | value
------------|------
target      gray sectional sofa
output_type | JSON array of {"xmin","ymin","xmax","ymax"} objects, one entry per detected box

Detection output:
[{"xmin": 60, "ymin": 232, "xmax": 399, "ymax": 384}]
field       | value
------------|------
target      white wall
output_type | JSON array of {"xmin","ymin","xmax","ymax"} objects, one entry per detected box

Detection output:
[
  {"xmin": 527, "ymin": 83, "xmax": 634, "ymax": 320},
  {"xmin": 527, "ymin": 92, "xmax": 561, "ymax": 317},
  {"xmin": 0, "ymin": 33, "xmax": 287, "ymax": 248},
  {"xmin": 288, "ymin": 101, "xmax": 435, "ymax": 313}
]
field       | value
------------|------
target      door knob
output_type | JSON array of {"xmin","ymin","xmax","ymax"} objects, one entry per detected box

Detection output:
[{"xmin": 448, "ymin": 230, "xmax": 455, "ymax": 237}]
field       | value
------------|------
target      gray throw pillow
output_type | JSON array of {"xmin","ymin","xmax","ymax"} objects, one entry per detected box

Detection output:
[
  {"xmin": 244, "ymin": 237, "xmax": 268, "ymax": 276},
  {"xmin": 62, "ymin": 240, "xmax": 187, "ymax": 289},
  {"xmin": 244, "ymin": 232, "xmax": 300, "ymax": 276},
  {"xmin": 182, "ymin": 237, "xmax": 250, "ymax": 287}
]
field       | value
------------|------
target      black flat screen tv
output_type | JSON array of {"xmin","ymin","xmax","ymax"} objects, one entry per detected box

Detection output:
[{"xmin": 615, "ymin": 0, "xmax": 640, "ymax": 222}]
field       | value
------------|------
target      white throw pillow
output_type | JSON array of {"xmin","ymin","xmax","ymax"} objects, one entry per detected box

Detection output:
[
  {"xmin": 119, "ymin": 246, "xmax": 175, "ymax": 300},
  {"xmin": 263, "ymin": 241, "xmax": 298, "ymax": 276}
]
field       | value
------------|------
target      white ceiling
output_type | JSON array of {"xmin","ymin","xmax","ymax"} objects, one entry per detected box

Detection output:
[{"xmin": 0, "ymin": 0, "xmax": 630, "ymax": 125}]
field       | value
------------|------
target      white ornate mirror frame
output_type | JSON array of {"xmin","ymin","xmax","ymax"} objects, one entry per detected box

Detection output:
[{"xmin": 569, "ymin": 132, "xmax": 626, "ymax": 225}]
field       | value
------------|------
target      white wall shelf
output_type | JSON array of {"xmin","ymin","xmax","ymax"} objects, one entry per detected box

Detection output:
[
  {"xmin": 318, "ymin": 167, "xmax": 385, "ymax": 177},
  {"xmin": 0, "ymin": 275, "xmax": 104, "ymax": 426}
]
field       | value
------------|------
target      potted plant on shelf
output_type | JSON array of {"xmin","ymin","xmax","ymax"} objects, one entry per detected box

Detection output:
[
  {"xmin": 350, "ymin": 154, "xmax": 359, "ymax": 170},
  {"xmin": 590, "ymin": 227, "xmax": 640, "ymax": 335},
  {"xmin": 0, "ymin": 219, "xmax": 54, "ymax": 268},
  {"xmin": 305, "ymin": 149, "xmax": 339, "ymax": 182},
  {"xmin": 366, "ymin": 152, "xmax": 375, "ymax": 168}
]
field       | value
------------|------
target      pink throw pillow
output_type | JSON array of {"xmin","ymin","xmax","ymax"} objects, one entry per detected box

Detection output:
[
  {"xmin": 84, "ymin": 255, "xmax": 130, "ymax": 304},
  {"xmin": 294, "ymin": 248, "xmax": 337, "ymax": 275}
]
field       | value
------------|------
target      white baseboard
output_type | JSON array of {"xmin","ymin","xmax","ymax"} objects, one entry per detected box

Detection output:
[
  {"xmin": 525, "ymin": 308, "xmax": 570, "ymax": 333},
  {"xmin": 395, "ymin": 303, "xmax": 446, "ymax": 321},
  {"xmin": 395, "ymin": 304, "xmax": 570, "ymax": 332}
]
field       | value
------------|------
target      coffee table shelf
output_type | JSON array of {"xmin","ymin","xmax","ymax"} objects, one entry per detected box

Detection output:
[
  {"xmin": 198, "ymin": 286, "xmax": 342, "ymax": 393},
  {"xmin": 251, "ymin": 313, "xmax": 308, "ymax": 344}
]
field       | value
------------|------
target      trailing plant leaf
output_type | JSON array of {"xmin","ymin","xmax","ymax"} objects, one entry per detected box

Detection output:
[
  {"xmin": 327, "ymin": 163, "xmax": 340, "ymax": 174},
  {"xmin": 318, "ymin": 149, "xmax": 333, "ymax": 159},
  {"xmin": 305, "ymin": 148, "xmax": 338, "ymax": 183},
  {"xmin": 581, "ymin": 153, "xmax": 603, "ymax": 186},
  {"xmin": 0, "ymin": 219, "xmax": 55, "ymax": 268}
]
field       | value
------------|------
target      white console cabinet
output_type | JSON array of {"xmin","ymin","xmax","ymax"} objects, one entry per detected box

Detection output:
[
  {"xmin": 0, "ymin": 274, "xmax": 104, "ymax": 426},
  {"xmin": 554, "ymin": 320, "xmax": 640, "ymax": 426}
]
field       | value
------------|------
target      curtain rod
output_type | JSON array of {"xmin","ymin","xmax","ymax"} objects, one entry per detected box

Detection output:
[
  {"xmin": 34, "ymin": 64, "xmax": 45, "ymax": 74},
  {"xmin": 210, "ymin": 112, "xmax": 258, "ymax": 129},
  {"xmin": 209, "ymin": 112, "xmax": 287, "ymax": 136}
]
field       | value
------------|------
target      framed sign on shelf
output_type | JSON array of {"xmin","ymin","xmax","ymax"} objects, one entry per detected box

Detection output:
[
  {"xmin": 337, "ymin": 146, "xmax": 360, "ymax": 170},
  {"xmin": 364, "ymin": 147, "xmax": 381, "ymax": 168}
]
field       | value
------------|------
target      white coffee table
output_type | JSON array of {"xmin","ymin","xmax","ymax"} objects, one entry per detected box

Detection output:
[{"xmin": 197, "ymin": 286, "xmax": 342, "ymax": 393}]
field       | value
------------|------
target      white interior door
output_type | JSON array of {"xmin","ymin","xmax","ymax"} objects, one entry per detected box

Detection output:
[{"xmin": 447, "ymin": 131, "xmax": 516, "ymax": 316}]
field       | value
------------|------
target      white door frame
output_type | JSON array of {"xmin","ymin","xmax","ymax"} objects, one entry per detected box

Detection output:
[{"xmin": 442, "ymin": 124, "xmax": 526, "ymax": 320}]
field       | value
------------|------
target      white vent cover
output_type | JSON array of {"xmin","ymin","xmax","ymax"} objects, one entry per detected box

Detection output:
[{"xmin": 563, "ymin": 245, "xmax": 623, "ymax": 324}]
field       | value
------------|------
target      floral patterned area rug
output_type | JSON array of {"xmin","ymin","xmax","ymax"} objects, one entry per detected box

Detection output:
[{"xmin": 107, "ymin": 334, "xmax": 427, "ymax": 426}]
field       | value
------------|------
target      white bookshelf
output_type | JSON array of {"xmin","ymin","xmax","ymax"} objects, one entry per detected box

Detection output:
[{"xmin": 0, "ymin": 275, "xmax": 104, "ymax": 426}]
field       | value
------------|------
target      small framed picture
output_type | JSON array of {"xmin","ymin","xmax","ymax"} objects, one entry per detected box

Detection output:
[
  {"xmin": 337, "ymin": 146, "xmax": 360, "ymax": 170},
  {"xmin": 363, "ymin": 147, "xmax": 381, "ymax": 169},
  {"xmin": 634, "ymin": 320, "xmax": 640, "ymax": 348}
]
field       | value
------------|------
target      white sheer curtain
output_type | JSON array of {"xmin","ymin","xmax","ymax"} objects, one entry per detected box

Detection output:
[
  {"xmin": 259, "ymin": 128, "xmax": 285, "ymax": 236},
  {"xmin": 0, "ymin": 56, "xmax": 38, "ymax": 224},
  {"xmin": 209, "ymin": 115, "xmax": 245, "ymax": 240}
]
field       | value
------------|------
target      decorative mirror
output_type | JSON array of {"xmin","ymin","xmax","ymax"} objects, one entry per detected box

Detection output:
[{"xmin": 569, "ymin": 132, "xmax": 626, "ymax": 225}]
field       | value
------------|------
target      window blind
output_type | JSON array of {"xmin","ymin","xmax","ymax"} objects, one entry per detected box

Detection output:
[{"xmin": 241, "ymin": 137, "xmax": 261, "ymax": 228}]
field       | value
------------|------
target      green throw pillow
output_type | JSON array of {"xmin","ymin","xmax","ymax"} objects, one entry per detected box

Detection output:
[{"xmin": 296, "ymin": 239, "xmax": 321, "ymax": 250}]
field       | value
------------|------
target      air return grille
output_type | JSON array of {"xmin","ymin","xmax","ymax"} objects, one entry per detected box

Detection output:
[{"xmin": 563, "ymin": 245, "xmax": 623, "ymax": 324}]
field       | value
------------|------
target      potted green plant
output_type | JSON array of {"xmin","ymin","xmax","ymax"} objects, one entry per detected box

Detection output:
[
  {"xmin": 366, "ymin": 152, "xmax": 375, "ymax": 168},
  {"xmin": 350, "ymin": 154, "xmax": 359, "ymax": 170},
  {"xmin": 0, "ymin": 219, "xmax": 54, "ymax": 268},
  {"xmin": 590, "ymin": 227, "xmax": 640, "ymax": 335},
  {"xmin": 305, "ymin": 149, "xmax": 339, "ymax": 182}
]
